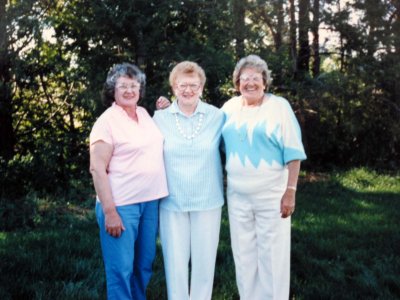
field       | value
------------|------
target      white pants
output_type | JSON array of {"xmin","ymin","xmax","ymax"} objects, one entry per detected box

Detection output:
[
  {"xmin": 228, "ymin": 189, "xmax": 291, "ymax": 300},
  {"xmin": 159, "ymin": 207, "xmax": 222, "ymax": 300}
]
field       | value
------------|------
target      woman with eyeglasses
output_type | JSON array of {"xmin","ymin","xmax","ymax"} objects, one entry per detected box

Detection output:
[
  {"xmin": 221, "ymin": 54, "xmax": 306, "ymax": 299},
  {"xmin": 89, "ymin": 63, "xmax": 168, "ymax": 299},
  {"xmin": 153, "ymin": 61, "xmax": 225, "ymax": 300}
]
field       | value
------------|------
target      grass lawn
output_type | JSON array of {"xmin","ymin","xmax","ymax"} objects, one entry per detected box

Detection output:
[{"xmin": 0, "ymin": 168, "xmax": 399, "ymax": 299}]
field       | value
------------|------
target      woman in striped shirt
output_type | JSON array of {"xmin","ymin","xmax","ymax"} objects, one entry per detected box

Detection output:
[{"xmin": 153, "ymin": 61, "xmax": 225, "ymax": 300}]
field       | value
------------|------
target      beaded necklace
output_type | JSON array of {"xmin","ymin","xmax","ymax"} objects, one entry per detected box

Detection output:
[{"xmin": 175, "ymin": 112, "xmax": 204, "ymax": 140}]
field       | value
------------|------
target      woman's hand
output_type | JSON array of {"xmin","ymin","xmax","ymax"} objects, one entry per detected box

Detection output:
[
  {"xmin": 156, "ymin": 96, "xmax": 171, "ymax": 110},
  {"xmin": 281, "ymin": 160, "xmax": 301, "ymax": 218},
  {"xmin": 90, "ymin": 141, "xmax": 125, "ymax": 236},
  {"xmin": 104, "ymin": 208, "xmax": 125, "ymax": 237},
  {"xmin": 280, "ymin": 189, "xmax": 296, "ymax": 218}
]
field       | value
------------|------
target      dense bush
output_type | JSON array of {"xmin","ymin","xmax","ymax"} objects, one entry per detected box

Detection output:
[{"xmin": 1, "ymin": 0, "xmax": 399, "ymax": 230}]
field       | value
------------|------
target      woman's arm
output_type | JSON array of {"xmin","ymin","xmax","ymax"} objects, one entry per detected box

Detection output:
[
  {"xmin": 90, "ymin": 141, "xmax": 125, "ymax": 237},
  {"xmin": 280, "ymin": 160, "xmax": 301, "ymax": 218},
  {"xmin": 156, "ymin": 96, "xmax": 171, "ymax": 109}
]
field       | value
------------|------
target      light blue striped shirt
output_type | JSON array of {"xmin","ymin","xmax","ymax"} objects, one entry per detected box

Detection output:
[{"xmin": 153, "ymin": 100, "xmax": 225, "ymax": 211}]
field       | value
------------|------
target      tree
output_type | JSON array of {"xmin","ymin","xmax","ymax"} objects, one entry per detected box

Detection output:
[
  {"xmin": 0, "ymin": 0, "xmax": 15, "ymax": 160},
  {"xmin": 233, "ymin": 0, "xmax": 246, "ymax": 58},
  {"xmin": 1, "ymin": 0, "xmax": 400, "ymax": 204},
  {"xmin": 289, "ymin": 0, "xmax": 297, "ymax": 75},
  {"xmin": 297, "ymin": 0, "xmax": 311, "ymax": 76},
  {"xmin": 311, "ymin": 0, "xmax": 320, "ymax": 76}
]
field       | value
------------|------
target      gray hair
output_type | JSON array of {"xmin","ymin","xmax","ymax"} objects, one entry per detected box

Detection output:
[
  {"xmin": 232, "ymin": 54, "xmax": 273, "ymax": 92},
  {"xmin": 102, "ymin": 63, "xmax": 146, "ymax": 107}
]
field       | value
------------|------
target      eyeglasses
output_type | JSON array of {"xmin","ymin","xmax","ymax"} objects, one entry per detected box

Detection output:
[
  {"xmin": 239, "ymin": 74, "xmax": 263, "ymax": 83},
  {"xmin": 176, "ymin": 83, "xmax": 201, "ymax": 92},
  {"xmin": 116, "ymin": 84, "xmax": 140, "ymax": 91}
]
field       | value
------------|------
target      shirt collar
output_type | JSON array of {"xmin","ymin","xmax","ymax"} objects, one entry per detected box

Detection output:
[
  {"xmin": 111, "ymin": 102, "xmax": 139, "ymax": 118},
  {"xmin": 111, "ymin": 102, "xmax": 126, "ymax": 114},
  {"xmin": 169, "ymin": 99, "xmax": 207, "ymax": 115}
]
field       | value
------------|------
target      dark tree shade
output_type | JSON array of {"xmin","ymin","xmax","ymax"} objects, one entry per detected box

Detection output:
[
  {"xmin": 0, "ymin": 0, "xmax": 16, "ymax": 160},
  {"xmin": 0, "ymin": 0, "xmax": 399, "ymax": 201},
  {"xmin": 297, "ymin": 0, "xmax": 311, "ymax": 76}
]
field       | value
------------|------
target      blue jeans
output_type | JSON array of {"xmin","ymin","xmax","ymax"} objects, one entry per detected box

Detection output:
[{"xmin": 96, "ymin": 200, "xmax": 159, "ymax": 300}]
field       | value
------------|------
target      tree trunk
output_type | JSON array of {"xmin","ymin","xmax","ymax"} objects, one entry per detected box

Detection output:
[
  {"xmin": 273, "ymin": 0, "xmax": 284, "ymax": 84},
  {"xmin": 297, "ymin": 0, "xmax": 311, "ymax": 77},
  {"xmin": 311, "ymin": 0, "xmax": 320, "ymax": 77},
  {"xmin": 392, "ymin": 2, "xmax": 400, "ymax": 110},
  {"xmin": 289, "ymin": 0, "xmax": 297, "ymax": 76},
  {"xmin": 274, "ymin": 0, "xmax": 283, "ymax": 52},
  {"xmin": 0, "ymin": 0, "xmax": 16, "ymax": 160},
  {"xmin": 337, "ymin": 1, "xmax": 345, "ymax": 72},
  {"xmin": 257, "ymin": 1, "xmax": 282, "ymax": 52},
  {"xmin": 395, "ymin": 2, "xmax": 400, "ymax": 56},
  {"xmin": 233, "ymin": 0, "xmax": 245, "ymax": 59}
]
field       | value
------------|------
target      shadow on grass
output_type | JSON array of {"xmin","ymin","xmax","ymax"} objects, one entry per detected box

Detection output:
[
  {"xmin": 0, "ymin": 208, "xmax": 108, "ymax": 300},
  {"xmin": 291, "ymin": 175, "xmax": 400, "ymax": 300},
  {"xmin": 1, "ymin": 170, "xmax": 399, "ymax": 299}
]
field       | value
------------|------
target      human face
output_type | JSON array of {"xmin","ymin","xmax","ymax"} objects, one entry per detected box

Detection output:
[
  {"xmin": 114, "ymin": 76, "xmax": 141, "ymax": 109},
  {"xmin": 173, "ymin": 74, "xmax": 203, "ymax": 110},
  {"xmin": 239, "ymin": 68, "xmax": 266, "ymax": 104}
]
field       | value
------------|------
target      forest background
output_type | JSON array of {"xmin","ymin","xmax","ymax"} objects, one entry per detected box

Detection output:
[{"xmin": 0, "ymin": 0, "xmax": 399, "ymax": 299}]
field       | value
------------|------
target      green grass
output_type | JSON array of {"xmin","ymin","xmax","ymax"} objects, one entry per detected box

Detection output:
[
  {"xmin": 1, "ymin": 168, "xmax": 399, "ymax": 299},
  {"xmin": 291, "ymin": 168, "xmax": 400, "ymax": 299}
]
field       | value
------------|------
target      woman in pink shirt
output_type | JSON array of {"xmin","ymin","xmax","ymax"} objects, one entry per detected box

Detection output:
[{"xmin": 89, "ymin": 63, "xmax": 168, "ymax": 300}]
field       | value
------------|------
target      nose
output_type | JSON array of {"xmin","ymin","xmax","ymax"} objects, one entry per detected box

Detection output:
[
  {"xmin": 182, "ymin": 88, "xmax": 195, "ymax": 94},
  {"xmin": 182, "ymin": 86, "xmax": 193, "ymax": 91}
]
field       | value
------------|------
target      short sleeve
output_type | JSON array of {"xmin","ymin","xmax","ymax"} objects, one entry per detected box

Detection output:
[
  {"xmin": 89, "ymin": 116, "xmax": 113, "ymax": 146},
  {"xmin": 280, "ymin": 100, "xmax": 307, "ymax": 164}
]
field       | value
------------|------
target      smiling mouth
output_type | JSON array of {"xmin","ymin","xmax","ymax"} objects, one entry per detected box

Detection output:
[{"xmin": 182, "ymin": 94, "xmax": 195, "ymax": 98}]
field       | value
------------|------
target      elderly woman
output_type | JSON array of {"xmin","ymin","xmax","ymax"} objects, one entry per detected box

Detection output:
[
  {"xmin": 89, "ymin": 63, "xmax": 168, "ymax": 300},
  {"xmin": 221, "ymin": 54, "xmax": 307, "ymax": 299},
  {"xmin": 153, "ymin": 61, "xmax": 225, "ymax": 300}
]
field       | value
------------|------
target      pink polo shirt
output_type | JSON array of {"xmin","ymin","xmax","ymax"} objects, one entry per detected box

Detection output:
[{"xmin": 90, "ymin": 103, "xmax": 168, "ymax": 206}]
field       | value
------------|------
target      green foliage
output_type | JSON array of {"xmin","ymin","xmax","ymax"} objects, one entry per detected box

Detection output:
[
  {"xmin": 1, "ymin": 0, "xmax": 399, "ymax": 231},
  {"xmin": 1, "ymin": 1, "xmax": 399, "ymax": 297},
  {"xmin": 275, "ymin": 67, "xmax": 400, "ymax": 170},
  {"xmin": 0, "ymin": 152, "xmax": 93, "ymax": 231}
]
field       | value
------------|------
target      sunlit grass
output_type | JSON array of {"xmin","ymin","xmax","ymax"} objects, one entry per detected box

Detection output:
[
  {"xmin": 291, "ymin": 169, "xmax": 400, "ymax": 299},
  {"xmin": 0, "ymin": 168, "xmax": 399, "ymax": 299},
  {"xmin": 337, "ymin": 167, "xmax": 400, "ymax": 193}
]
